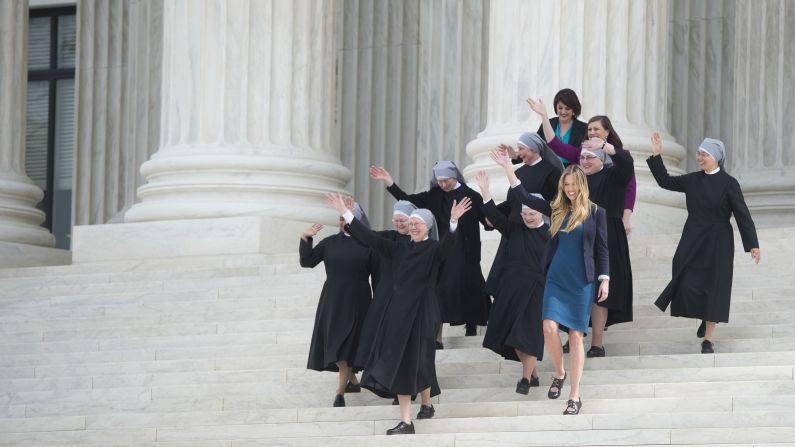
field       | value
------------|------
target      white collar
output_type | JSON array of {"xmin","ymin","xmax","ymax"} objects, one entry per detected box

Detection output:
[
  {"xmin": 706, "ymin": 167, "xmax": 721, "ymax": 175},
  {"xmin": 525, "ymin": 157, "xmax": 542, "ymax": 167},
  {"xmin": 453, "ymin": 182, "xmax": 461, "ymax": 190}
]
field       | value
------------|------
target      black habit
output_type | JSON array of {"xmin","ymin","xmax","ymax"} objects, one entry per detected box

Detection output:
[
  {"xmin": 586, "ymin": 147, "xmax": 635, "ymax": 326},
  {"xmin": 481, "ymin": 187, "xmax": 550, "ymax": 361},
  {"xmin": 346, "ymin": 217, "xmax": 456, "ymax": 398},
  {"xmin": 299, "ymin": 232, "xmax": 375, "ymax": 372},
  {"xmin": 647, "ymin": 156, "xmax": 759, "ymax": 323},
  {"xmin": 386, "ymin": 183, "xmax": 491, "ymax": 326}
]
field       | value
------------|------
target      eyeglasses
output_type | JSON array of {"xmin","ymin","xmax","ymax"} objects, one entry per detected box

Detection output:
[
  {"xmin": 580, "ymin": 155, "xmax": 598, "ymax": 160},
  {"xmin": 408, "ymin": 222, "xmax": 427, "ymax": 228},
  {"xmin": 392, "ymin": 218, "xmax": 409, "ymax": 224}
]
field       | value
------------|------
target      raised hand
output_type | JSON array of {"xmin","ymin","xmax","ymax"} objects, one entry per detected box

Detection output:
[
  {"xmin": 301, "ymin": 223, "xmax": 324, "ymax": 241},
  {"xmin": 342, "ymin": 195, "xmax": 356, "ymax": 212},
  {"xmin": 369, "ymin": 166, "xmax": 394, "ymax": 186},
  {"xmin": 597, "ymin": 280, "xmax": 609, "ymax": 302},
  {"xmin": 751, "ymin": 248, "xmax": 761, "ymax": 264},
  {"xmin": 581, "ymin": 137, "xmax": 605, "ymax": 151},
  {"xmin": 324, "ymin": 192, "xmax": 348, "ymax": 216},
  {"xmin": 489, "ymin": 148, "xmax": 511, "ymax": 168},
  {"xmin": 526, "ymin": 97, "xmax": 548, "ymax": 117},
  {"xmin": 475, "ymin": 171, "xmax": 491, "ymax": 200},
  {"xmin": 450, "ymin": 196, "xmax": 473, "ymax": 221},
  {"xmin": 651, "ymin": 131, "xmax": 662, "ymax": 156},
  {"xmin": 498, "ymin": 143, "xmax": 519, "ymax": 160}
]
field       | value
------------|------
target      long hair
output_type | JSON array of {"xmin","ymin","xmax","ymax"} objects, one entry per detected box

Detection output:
[
  {"xmin": 587, "ymin": 115, "xmax": 623, "ymax": 148},
  {"xmin": 549, "ymin": 165, "xmax": 592, "ymax": 237}
]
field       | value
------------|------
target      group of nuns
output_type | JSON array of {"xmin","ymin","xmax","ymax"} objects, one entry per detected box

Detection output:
[{"xmin": 299, "ymin": 88, "xmax": 761, "ymax": 434}]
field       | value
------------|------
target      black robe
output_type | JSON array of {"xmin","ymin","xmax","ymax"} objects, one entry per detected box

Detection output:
[
  {"xmin": 346, "ymin": 217, "xmax": 455, "ymax": 398},
  {"xmin": 299, "ymin": 232, "xmax": 375, "ymax": 372},
  {"xmin": 386, "ymin": 183, "xmax": 491, "ymax": 326},
  {"xmin": 481, "ymin": 190, "xmax": 549, "ymax": 361},
  {"xmin": 352, "ymin": 229, "xmax": 410, "ymax": 370},
  {"xmin": 487, "ymin": 159, "xmax": 560, "ymax": 295},
  {"xmin": 586, "ymin": 147, "xmax": 635, "ymax": 326},
  {"xmin": 647, "ymin": 156, "xmax": 759, "ymax": 323}
]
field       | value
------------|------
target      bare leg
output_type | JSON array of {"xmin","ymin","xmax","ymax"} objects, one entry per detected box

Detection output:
[
  {"xmin": 567, "ymin": 330, "xmax": 585, "ymax": 400},
  {"xmin": 347, "ymin": 370, "xmax": 359, "ymax": 385},
  {"xmin": 590, "ymin": 304, "xmax": 608, "ymax": 348},
  {"xmin": 515, "ymin": 349, "xmax": 538, "ymax": 380},
  {"xmin": 398, "ymin": 394, "xmax": 412, "ymax": 423},
  {"xmin": 543, "ymin": 319, "xmax": 565, "ymax": 379},
  {"xmin": 420, "ymin": 387, "xmax": 432, "ymax": 406},
  {"xmin": 335, "ymin": 361, "xmax": 351, "ymax": 395},
  {"xmin": 704, "ymin": 321, "xmax": 717, "ymax": 341}
]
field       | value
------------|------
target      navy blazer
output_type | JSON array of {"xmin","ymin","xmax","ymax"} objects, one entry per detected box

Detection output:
[{"xmin": 542, "ymin": 204, "xmax": 609, "ymax": 283}]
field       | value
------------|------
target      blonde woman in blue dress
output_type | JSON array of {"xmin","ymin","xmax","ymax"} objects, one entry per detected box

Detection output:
[{"xmin": 541, "ymin": 164, "xmax": 610, "ymax": 415}]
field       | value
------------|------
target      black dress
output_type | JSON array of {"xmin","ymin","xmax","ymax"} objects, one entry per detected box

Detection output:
[
  {"xmin": 481, "ymin": 188, "xmax": 550, "ymax": 361},
  {"xmin": 586, "ymin": 147, "xmax": 635, "ymax": 326},
  {"xmin": 487, "ymin": 160, "xmax": 560, "ymax": 295},
  {"xmin": 386, "ymin": 183, "xmax": 490, "ymax": 326},
  {"xmin": 647, "ymin": 156, "xmax": 759, "ymax": 323},
  {"xmin": 352, "ymin": 230, "xmax": 410, "ymax": 370},
  {"xmin": 346, "ymin": 217, "xmax": 456, "ymax": 398},
  {"xmin": 299, "ymin": 232, "xmax": 375, "ymax": 372}
]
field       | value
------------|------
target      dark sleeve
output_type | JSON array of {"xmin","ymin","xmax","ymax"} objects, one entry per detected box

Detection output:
[
  {"xmin": 368, "ymin": 248, "xmax": 380, "ymax": 295},
  {"xmin": 611, "ymin": 146, "xmax": 635, "ymax": 185},
  {"xmin": 481, "ymin": 199, "xmax": 510, "ymax": 234},
  {"xmin": 646, "ymin": 154, "xmax": 688, "ymax": 193},
  {"xmin": 386, "ymin": 183, "xmax": 431, "ymax": 208},
  {"xmin": 593, "ymin": 207, "xmax": 610, "ymax": 278},
  {"xmin": 495, "ymin": 199, "xmax": 512, "ymax": 217},
  {"xmin": 346, "ymin": 218, "xmax": 397, "ymax": 259},
  {"xmin": 543, "ymin": 168, "xmax": 561, "ymax": 201},
  {"xmin": 299, "ymin": 236, "xmax": 326, "ymax": 268},
  {"xmin": 511, "ymin": 183, "xmax": 552, "ymax": 216},
  {"xmin": 468, "ymin": 189, "xmax": 492, "ymax": 229},
  {"xmin": 727, "ymin": 178, "xmax": 760, "ymax": 251}
]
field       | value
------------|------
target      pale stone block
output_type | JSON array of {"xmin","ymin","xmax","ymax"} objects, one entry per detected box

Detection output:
[
  {"xmin": 85, "ymin": 409, "xmax": 297, "ymax": 429},
  {"xmin": 23, "ymin": 397, "xmax": 223, "ymax": 418},
  {"xmin": 0, "ymin": 415, "xmax": 85, "ymax": 433},
  {"xmin": 33, "ymin": 359, "xmax": 215, "ymax": 379},
  {"xmin": 155, "ymin": 420, "xmax": 375, "ymax": 441},
  {"xmin": 0, "ymin": 428, "xmax": 156, "ymax": 446},
  {"xmin": 453, "ymin": 429, "xmax": 672, "ymax": 446}
]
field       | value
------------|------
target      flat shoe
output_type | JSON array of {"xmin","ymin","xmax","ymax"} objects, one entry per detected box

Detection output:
[
  {"xmin": 563, "ymin": 398, "xmax": 582, "ymax": 415},
  {"xmin": 515, "ymin": 377, "xmax": 530, "ymax": 395},
  {"xmin": 333, "ymin": 394, "xmax": 345, "ymax": 407},
  {"xmin": 416, "ymin": 404, "xmax": 435, "ymax": 419},
  {"xmin": 529, "ymin": 375, "xmax": 540, "ymax": 387},
  {"xmin": 548, "ymin": 372, "xmax": 567, "ymax": 399},
  {"xmin": 435, "ymin": 341, "xmax": 444, "ymax": 350},
  {"xmin": 345, "ymin": 382, "xmax": 361, "ymax": 393},
  {"xmin": 562, "ymin": 341, "xmax": 569, "ymax": 354},
  {"xmin": 386, "ymin": 421, "xmax": 415, "ymax": 435},
  {"xmin": 586, "ymin": 345, "xmax": 605, "ymax": 358},
  {"xmin": 697, "ymin": 320, "xmax": 706, "ymax": 338},
  {"xmin": 701, "ymin": 339, "xmax": 714, "ymax": 354}
]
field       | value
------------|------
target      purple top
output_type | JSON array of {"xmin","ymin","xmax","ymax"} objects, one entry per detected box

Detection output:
[{"xmin": 548, "ymin": 136, "xmax": 637, "ymax": 211}]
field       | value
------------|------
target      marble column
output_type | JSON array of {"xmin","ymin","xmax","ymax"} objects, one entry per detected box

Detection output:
[
  {"xmin": 730, "ymin": 0, "xmax": 795, "ymax": 226},
  {"xmin": 74, "ymin": 0, "xmax": 163, "ymax": 225},
  {"xmin": 337, "ymin": 0, "xmax": 488, "ymax": 229},
  {"xmin": 124, "ymin": 0, "xmax": 350, "ymax": 224},
  {"xmin": 464, "ymin": 0, "xmax": 688, "ymax": 235},
  {"xmin": 0, "ymin": 0, "xmax": 55, "ymax": 247}
]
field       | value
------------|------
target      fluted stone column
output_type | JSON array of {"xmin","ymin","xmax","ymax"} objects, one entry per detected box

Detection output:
[
  {"xmin": 124, "ymin": 0, "xmax": 350, "ymax": 224},
  {"xmin": 464, "ymin": 0, "xmax": 688, "ymax": 235},
  {"xmin": 0, "ymin": 1, "xmax": 55, "ymax": 248},
  {"xmin": 730, "ymin": 0, "xmax": 795, "ymax": 226},
  {"xmin": 74, "ymin": 0, "xmax": 162, "ymax": 225}
]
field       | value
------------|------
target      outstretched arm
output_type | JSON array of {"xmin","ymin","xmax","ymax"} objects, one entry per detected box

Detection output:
[
  {"xmin": 325, "ymin": 192, "xmax": 397, "ymax": 258},
  {"xmin": 299, "ymin": 224, "xmax": 326, "ymax": 268},
  {"xmin": 646, "ymin": 131, "xmax": 689, "ymax": 193},
  {"xmin": 527, "ymin": 98, "xmax": 555, "ymax": 144},
  {"xmin": 475, "ymin": 171, "xmax": 509, "ymax": 234},
  {"xmin": 489, "ymin": 149, "xmax": 551, "ymax": 216},
  {"xmin": 437, "ymin": 197, "xmax": 472, "ymax": 260}
]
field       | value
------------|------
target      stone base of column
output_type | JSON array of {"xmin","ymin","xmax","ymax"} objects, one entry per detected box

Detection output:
[
  {"xmin": 739, "ymin": 175, "xmax": 795, "ymax": 228},
  {"xmin": 0, "ymin": 171, "xmax": 56, "ymax": 248},
  {"xmin": 72, "ymin": 215, "xmax": 341, "ymax": 263},
  {"xmin": 0, "ymin": 242, "xmax": 71, "ymax": 268}
]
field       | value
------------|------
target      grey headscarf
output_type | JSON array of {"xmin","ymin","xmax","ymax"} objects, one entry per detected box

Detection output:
[
  {"xmin": 392, "ymin": 200, "xmax": 417, "ymax": 218},
  {"xmin": 352, "ymin": 202, "xmax": 370, "ymax": 230},
  {"xmin": 517, "ymin": 132, "xmax": 564, "ymax": 171},
  {"xmin": 699, "ymin": 138, "xmax": 726, "ymax": 169},
  {"xmin": 429, "ymin": 160, "xmax": 466, "ymax": 188},
  {"xmin": 409, "ymin": 209, "xmax": 439, "ymax": 241},
  {"xmin": 520, "ymin": 192, "xmax": 550, "ymax": 225},
  {"xmin": 581, "ymin": 148, "xmax": 614, "ymax": 168}
]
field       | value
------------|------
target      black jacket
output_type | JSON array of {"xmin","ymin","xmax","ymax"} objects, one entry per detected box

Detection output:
[{"xmin": 542, "ymin": 204, "xmax": 609, "ymax": 283}]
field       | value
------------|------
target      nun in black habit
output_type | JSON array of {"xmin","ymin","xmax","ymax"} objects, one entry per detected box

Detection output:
[
  {"xmin": 326, "ymin": 192, "xmax": 473, "ymax": 435},
  {"xmin": 477, "ymin": 148, "xmax": 552, "ymax": 395},
  {"xmin": 352, "ymin": 200, "xmax": 415, "ymax": 371},
  {"xmin": 299, "ymin": 203, "xmax": 376, "ymax": 408},
  {"xmin": 370, "ymin": 162, "xmax": 491, "ymax": 339},
  {"xmin": 647, "ymin": 132, "xmax": 760, "ymax": 353}
]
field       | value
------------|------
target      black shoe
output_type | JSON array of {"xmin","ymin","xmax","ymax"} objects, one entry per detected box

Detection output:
[
  {"xmin": 435, "ymin": 341, "xmax": 444, "ymax": 350},
  {"xmin": 416, "ymin": 404, "xmax": 435, "ymax": 419},
  {"xmin": 529, "ymin": 375, "xmax": 540, "ymax": 387},
  {"xmin": 586, "ymin": 346, "xmax": 605, "ymax": 358},
  {"xmin": 701, "ymin": 339, "xmax": 714, "ymax": 354},
  {"xmin": 562, "ymin": 341, "xmax": 569, "ymax": 353},
  {"xmin": 465, "ymin": 324, "xmax": 477, "ymax": 336},
  {"xmin": 515, "ymin": 377, "xmax": 530, "ymax": 395},
  {"xmin": 563, "ymin": 398, "xmax": 582, "ymax": 415},
  {"xmin": 345, "ymin": 382, "xmax": 361, "ymax": 393},
  {"xmin": 386, "ymin": 421, "xmax": 415, "ymax": 435},
  {"xmin": 391, "ymin": 397, "xmax": 399, "ymax": 405},
  {"xmin": 697, "ymin": 320, "xmax": 707, "ymax": 338},
  {"xmin": 548, "ymin": 372, "xmax": 567, "ymax": 399},
  {"xmin": 333, "ymin": 394, "xmax": 345, "ymax": 407}
]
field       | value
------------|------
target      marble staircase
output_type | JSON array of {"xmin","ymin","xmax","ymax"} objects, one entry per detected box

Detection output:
[{"xmin": 0, "ymin": 228, "xmax": 794, "ymax": 446}]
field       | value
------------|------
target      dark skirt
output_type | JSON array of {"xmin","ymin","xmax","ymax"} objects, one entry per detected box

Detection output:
[
  {"xmin": 436, "ymin": 251, "xmax": 490, "ymax": 325},
  {"xmin": 595, "ymin": 216, "xmax": 633, "ymax": 327},
  {"xmin": 483, "ymin": 269, "xmax": 545, "ymax": 361}
]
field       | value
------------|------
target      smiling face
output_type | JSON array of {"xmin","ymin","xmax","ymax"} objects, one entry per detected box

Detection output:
[
  {"xmin": 556, "ymin": 102, "xmax": 574, "ymax": 124},
  {"xmin": 562, "ymin": 173, "xmax": 580, "ymax": 203},
  {"xmin": 408, "ymin": 217, "xmax": 430, "ymax": 242},
  {"xmin": 579, "ymin": 152, "xmax": 604, "ymax": 175},
  {"xmin": 521, "ymin": 207, "xmax": 543, "ymax": 228},
  {"xmin": 392, "ymin": 214, "xmax": 410, "ymax": 235},
  {"xmin": 436, "ymin": 177, "xmax": 457, "ymax": 192},
  {"xmin": 517, "ymin": 144, "xmax": 541, "ymax": 164},
  {"xmin": 587, "ymin": 119, "xmax": 610, "ymax": 141},
  {"xmin": 697, "ymin": 149, "xmax": 719, "ymax": 172}
]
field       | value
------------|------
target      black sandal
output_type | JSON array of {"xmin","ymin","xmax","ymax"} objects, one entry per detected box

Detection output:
[
  {"xmin": 563, "ymin": 398, "xmax": 582, "ymax": 415},
  {"xmin": 547, "ymin": 372, "xmax": 566, "ymax": 399}
]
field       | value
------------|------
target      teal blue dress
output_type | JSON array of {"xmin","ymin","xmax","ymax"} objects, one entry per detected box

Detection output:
[
  {"xmin": 555, "ymin": 122, "xmax": 572, "ymax": 167},
  {"xmin": 541, "ymin": 219, "xmax": 595, "ymax": 334}
]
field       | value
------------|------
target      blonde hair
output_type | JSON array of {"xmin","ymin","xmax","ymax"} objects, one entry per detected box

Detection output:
[{"xmin": 549, "ymin": 165, "xmax": 592, "ymax": 237}]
